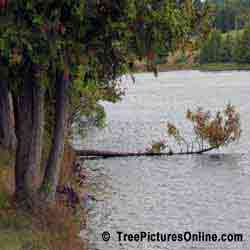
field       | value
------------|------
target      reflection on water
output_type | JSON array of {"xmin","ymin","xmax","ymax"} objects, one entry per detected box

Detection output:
[{"xmin": 78, "ymin": 71, "xmax": 250, "ymax": 250}]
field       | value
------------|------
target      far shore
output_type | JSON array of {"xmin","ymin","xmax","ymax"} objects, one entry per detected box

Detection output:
[{"xmin": 134, "ymin": 63, "xmax": 250, "ymax": 73}]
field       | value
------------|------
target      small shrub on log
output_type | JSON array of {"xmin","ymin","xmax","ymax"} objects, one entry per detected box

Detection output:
[{"xmin": 161, "ymin": 103, "xmax": 241, "ymax": 154}]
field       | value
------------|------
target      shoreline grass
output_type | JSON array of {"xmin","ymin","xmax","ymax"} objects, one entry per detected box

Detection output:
[
  {"xmin": 0, "ymin": 147, "xmax": 87, "ymax": 250},
  {"xmin": 134, "ymin": 63, "xmax": 250, "ymax": 73},
  {"xmin": 197, "ymin": 63, "xmax": 250, "ymax": 71}
]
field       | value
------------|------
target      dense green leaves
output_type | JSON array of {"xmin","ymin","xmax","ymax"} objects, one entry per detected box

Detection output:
[
  {"xmin": 207, "ymin": 0, "xmax": 250, "ymax": 32},
  {"xmin": 234, "ymin": 26, "xmax": 250, "ymax": 63},
  {"xmin": 0, "ymin": 1, "xmax": 211, "ymax": 200},
  {"xmin": 199, "ymin": 30, "xmax": 222, "ymax": 63},
  {"xmin": 199, "ymin": 27, "xmax": 250, "ymax": 64},
  {"xmin": 0, "ymin": 0, "xmax": 206, "ymax": 131}
]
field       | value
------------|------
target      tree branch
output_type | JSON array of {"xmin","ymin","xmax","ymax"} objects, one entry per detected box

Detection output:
[{"xmin": 75, "ymin": 146, "xmax": 217, "ymax": 160}]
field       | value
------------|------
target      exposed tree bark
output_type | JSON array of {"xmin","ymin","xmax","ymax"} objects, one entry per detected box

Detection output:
[
  {"xmin": 76, "ymin": 147, "xmax": 217, "ymax": 159},
  {"xmin": 13, "ymin": 80, "xmax": 45, "ymax": 202},
  {"xmin": 0, "ymin": 80, "xmax": 16, "ymax": 150},
  {"xmin": 43, "ymin": 74, "xmax": 70, "ymax": 201}
]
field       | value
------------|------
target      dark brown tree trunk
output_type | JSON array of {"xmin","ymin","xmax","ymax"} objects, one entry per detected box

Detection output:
[
  {"xmin": 13, "ymin": 80, "xmax": 45, "ymax": 202},
  {"xmin": 43, "ymin": 75, "xmax": 70, "ymax": 201},
  {"xmin": 76, "ymin": 147, "xmax": 217, "ymax": 159},
  {"xmin": 0, "ymin": 80, "xmax": 16, "ymax": 150}
]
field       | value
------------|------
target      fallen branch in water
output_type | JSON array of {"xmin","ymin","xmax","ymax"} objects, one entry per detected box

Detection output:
[
  {"xmin": 75, "ymin": 147, "xmax": 217, "ymax": 159},
  {"xmin": 76, "ymin": 104, "xmax": 241, "ymax": 160}
]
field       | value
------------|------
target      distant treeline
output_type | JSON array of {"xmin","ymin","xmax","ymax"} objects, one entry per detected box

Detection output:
[
  {"xmin": 199, "ymin": 27, "xmax": 250, "ymax": 64},
  {"xmin": 207, "ymin": 0, "xmax": 250, "ymax": 32}
]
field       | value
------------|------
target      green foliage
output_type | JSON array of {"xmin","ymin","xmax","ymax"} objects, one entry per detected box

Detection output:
[
  {"xmin": 175, "ymin": 50, "xmax": 189, "ymax": 64},
  {"xmin": 199, "ymin": 26, "xmax": 250, "ymax": 64},
  {"xmin": 0, "ymin": 210, "xmax": 32, "ymax": 231},
  {"xmin": 0, "ymin": 0, "xmax": 201, "ymax": 138},
  {"xmin": 199, "ymin": 30, "xmax": 222, "ymax": 63},
  {"xmin": 0, "ymin": 147, "xmax": 14, "ymax": 168},
  {"xmin": 208, "ymin": 0, "xmax": 250, "ymax": 32},
  {"xmin": 198, "ymin": 62, "xmax": 250, "ymax": 70},
  {"xmin": 233, "ymin": 26, "xmax": 250, "ymax": 63},
  {"xmin": 0, "ymin": 191, "xmax": 9, "ymax": 209}
]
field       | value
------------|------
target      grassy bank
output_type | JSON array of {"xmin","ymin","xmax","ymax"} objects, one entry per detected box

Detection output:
[
  {"xmin": 134, "ymin": 62, "xmax": 250, "ymax": 73},
  {"xmin": 159, "ymin": 63, "xmax": 250, "ymax": 72},
  {"xmin": 0, "ymin": 147, "xmax": 87, "ymax": 250},
  {"xmin": 0, "ymin": 199, "xmax": 86, "ymax": 250},
  {"xmin": 197, "ymin": 63, "xmax": 250, "ymax": 71}
]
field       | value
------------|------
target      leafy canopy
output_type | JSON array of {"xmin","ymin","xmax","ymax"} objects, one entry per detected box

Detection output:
[
  {"xmin": 0, "ymin": 1, "xmax": 209, "ymax": 135},
  {"xmin": 0, "ymin": 1, "xmax": 206, "ymax": 89}
]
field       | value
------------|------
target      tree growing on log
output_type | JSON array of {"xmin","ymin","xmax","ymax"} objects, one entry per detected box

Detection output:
[
  {"xmin": 0, "ymin": 0, "xmax": 210, "ymax": 203},
  {"xmin": 149, "ymin": 104, "xmax": 241, "ymax": 154},
  {"xmin": 76, "ymin": 104, "xmax": 241, "ymax": 159}
]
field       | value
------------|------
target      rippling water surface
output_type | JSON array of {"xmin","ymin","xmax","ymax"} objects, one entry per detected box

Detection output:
[{"xmin": 78, "ymin": 71, "xmax": 250, "ymax": 250}]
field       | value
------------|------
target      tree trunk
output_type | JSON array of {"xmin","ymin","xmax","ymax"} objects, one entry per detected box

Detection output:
[
  {"xmin": 43, "ymin": 75, "xmax": 69, "ymax": 201},
  {"xmin": 13, "ymin": 80, "xmax": 45, "ymax": 202},
  {"xmin": 0, "ymin": 80, "xmax": 16, "ymax": 150},
  {"xmin": 76, "ymin": 147, "xmax": 217, "ymax": 159}
]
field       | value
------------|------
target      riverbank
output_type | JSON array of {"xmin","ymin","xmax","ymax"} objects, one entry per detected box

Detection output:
[
  {"xmin": 197, "ymin": 63, "xmax": 250, "ymax": 71},
  {"xmin": 160, "ymin": 63, "xmax": 250, "ymax": 72},
  {"xmin": 134, "ymin": 62, "xmax": 250, "ymax": 73},
  {"xmin": 0, "ymin": 146, "xmax": 88, "ymax": 250}
]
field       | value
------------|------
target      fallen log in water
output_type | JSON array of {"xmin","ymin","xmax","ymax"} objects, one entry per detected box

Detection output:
[{"xmin": 75, "ymin": 147, "xmax": 216, "ymax": 159}]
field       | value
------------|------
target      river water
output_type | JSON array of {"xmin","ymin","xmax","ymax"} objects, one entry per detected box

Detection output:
[{"xmin": 78, "ymin": 71, "xmax": 250, "ymax": 250}]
